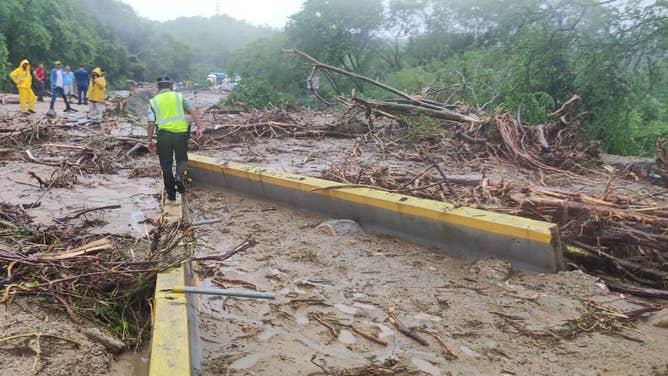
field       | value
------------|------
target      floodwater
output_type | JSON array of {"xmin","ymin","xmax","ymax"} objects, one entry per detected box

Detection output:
[{"xmin": 187, "ymin": 186, "xmax": 668, "ymax": 375}]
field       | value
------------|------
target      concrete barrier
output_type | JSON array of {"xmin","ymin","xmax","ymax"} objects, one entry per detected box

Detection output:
[
  {"xmin": 188, "ymin": 155, "xmax": 563, "ymax": 272},
  {"xmin": 149, "ymin": 199, "xmax": 200, "ymax": 376}
]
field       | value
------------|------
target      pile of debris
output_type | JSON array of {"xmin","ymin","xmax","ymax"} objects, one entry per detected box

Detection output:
[
  {"xmin": 200, "ymin": 107, "xmax": 367, "ymax": 144},
  {"xmin": 0, "ymin": 203, "xmax": 188, "ymax": 345},
  {"xmin": 322, "ymin": 161, "xmax": 668, "ymax": 297},
  {"xmin": 286, "ymin": 48, "xmax": 668, "ymax": 187}
]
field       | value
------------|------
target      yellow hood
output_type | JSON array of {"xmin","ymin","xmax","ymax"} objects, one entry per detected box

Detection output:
[
  {"xmin": 18, "ymin": 59, "xmax": 30, "ymax": 71},
  {"xmin": 92, "ymin": 67, "xmax": 102, "ymax": 75}
]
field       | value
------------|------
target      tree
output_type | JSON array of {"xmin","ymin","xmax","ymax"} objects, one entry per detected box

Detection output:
[
  {"xmin": 377, "ymin": 0, "xmax": 427, "ymax": 69},
  {"xmin": 287, "ymin": 0, "xmax": 384, "ymax": 74}
]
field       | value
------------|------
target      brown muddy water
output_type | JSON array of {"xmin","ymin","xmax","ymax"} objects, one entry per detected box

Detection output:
[{"xmin": 187, "ymin": 185, "xmax": 668, "ymax": 376}]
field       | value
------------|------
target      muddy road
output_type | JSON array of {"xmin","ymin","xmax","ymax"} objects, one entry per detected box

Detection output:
[{"xmin": 189, "ymin": 186, "xmax": 668, "ymax": 376}]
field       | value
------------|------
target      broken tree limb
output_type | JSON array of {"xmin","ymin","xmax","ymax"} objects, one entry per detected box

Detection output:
[
  {"xmin": 535, "ymin": 124, "xmax": 550, "ymax": 150},
  {"xmin": 549, "ymin": 94, "xmax": 580, "ymax": 117},
  {"xmin": 351, "ymin": 325, "xmax": 388, "ymax": 346},
  {"xmin": 38, "ymin": 238, "xmax": 113, "ymax": 261},
  {"xmin": 417, "ymin": 329, "xmax": 458, "ymax": 360},
  {"xmin": 510, "ymin": 192, "xmax": 668, "ymax": 226},
  {"xmin": 55, "ymin": 205, "xmax": 121, "ymax": 223},
  {"xmin": 190, "ymin": 236, "xmax": 257, "ymax": 262},
  {"xmin": 24, "ymin": 149, "xmax": 61, "ymax": 167},
  {"xmin": 386, "ymin": 308, "xmax": 429, "ymax": 346},
  {"xmin": 352, "ymin": 96, "xmax": 481, "ymax": 124},
  {"xmin": 284, "ymin": 48, "xmax": 424, "ymax": 106},
  {"xmin": 456, "ymin": 130, "xmax": 487, "ymax": 143},
  {"xmin": 599, "ymin": 276, "xmax": 668, "ymax": 300}
]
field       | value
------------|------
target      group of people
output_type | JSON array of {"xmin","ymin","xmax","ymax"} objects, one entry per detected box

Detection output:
[
  {"xmin": 9, "ymin": 59, "xmax": 107, "ymax": 123},
  {"xmin": 10, "ymin": 59, "xmax": 203, "ymax": 202}
]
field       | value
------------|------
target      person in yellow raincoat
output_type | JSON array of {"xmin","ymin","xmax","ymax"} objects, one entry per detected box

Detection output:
[
  {"xmin": 86, "ymin": 67, "xmax": 106, "ymax": 124},
  {"xmin": 8, "ymin": 59, "xmax": 36, "ymax": 115}
]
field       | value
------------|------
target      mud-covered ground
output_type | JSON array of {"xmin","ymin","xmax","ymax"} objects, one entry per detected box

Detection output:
[
  {"xmin": 188, "ymin": 186, "xmax": 668, "ymax": 376},
  {"xmin": 1, "ymin": 91, "xmax": 667, "ymax": 375},
  {"xmin": 0, "ymin": 96, "xmax": 158, "ymax": 375},
  {"xmin": 188, "ymin": 92, "xmax": 668, "ymax": 375}
]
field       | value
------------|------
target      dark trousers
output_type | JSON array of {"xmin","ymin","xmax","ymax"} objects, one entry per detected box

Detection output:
[
  {"xmin": 157, "ymin": 130, "xmax": 189, "ymax": 197},
  {"xmin": 49, "ymin": 86, "xmax": 71, "ymax": 110},
  {"xmin": 77, "ymin": 84, "xmax": 88, "ymax": 104},
  {"xmin": 33, "ymin": 80, "xmax": 45, "ymax": 101}
]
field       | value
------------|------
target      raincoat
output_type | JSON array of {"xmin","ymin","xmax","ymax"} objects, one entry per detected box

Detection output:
[
  {"xmin": 9, "ymin": 59, "xmax": 32, "ymax": 89},
  {"xmin": 86, "ymin": 67, "xmax": 106, "ymax": 103},
  {"xmin": 8, "ymin": 59, "xmax": 35, "ymax": 112}
]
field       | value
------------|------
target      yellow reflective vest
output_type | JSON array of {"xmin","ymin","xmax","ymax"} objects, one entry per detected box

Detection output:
[{"xmin": 149, "ymin": 91, "xmax": 188, "ymax": 133}]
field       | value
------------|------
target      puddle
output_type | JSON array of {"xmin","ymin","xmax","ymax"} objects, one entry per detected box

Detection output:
[{"xmin": 109, "ymin": 347, "xmax": 150, "ymax": 376}]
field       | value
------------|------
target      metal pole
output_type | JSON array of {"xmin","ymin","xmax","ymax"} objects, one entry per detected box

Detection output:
[{"xmin": 168, "ymin": 286, "xmax": 275, "ymax": 300}]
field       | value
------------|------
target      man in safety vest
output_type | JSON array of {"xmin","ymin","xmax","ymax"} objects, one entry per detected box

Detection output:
[{"xmin": 147, "ymin": 76, "xmax": 203, "ymax": 201}]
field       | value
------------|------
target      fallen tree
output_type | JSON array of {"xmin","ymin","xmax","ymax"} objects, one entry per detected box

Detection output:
[{"xmin": 285, "ymin": 49, "xmax": 604, "ymax": 176}]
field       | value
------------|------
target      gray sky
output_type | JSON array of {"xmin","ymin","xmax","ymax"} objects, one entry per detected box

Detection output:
[{"xmin": 119, "ymin": 0, "xmax": 304, "ymax": 27}]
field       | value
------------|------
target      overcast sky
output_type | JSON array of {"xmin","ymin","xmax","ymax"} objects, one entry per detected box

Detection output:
[{"xmin": 119, "ymin": 0, "xmax": 304, "ymax": 27}]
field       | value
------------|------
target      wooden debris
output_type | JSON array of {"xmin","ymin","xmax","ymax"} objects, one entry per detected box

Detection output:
[
  {"xmin": 351, "ymin": 325, "xmax": 388, "ymax": 346},
  {"xmin": 55, "ymin": 204, "xmax": 121, "ymax": 223},
  {"xmin": 386, "ymin": 307, "xmax": 429, "ymax": 346},
  {"xmin": 310, "ymin": 312, "xmax": 338, "ymax": 338},
  {"xmin": 417, "ymin": 329, "xmax": 458, "ymax": 359}
]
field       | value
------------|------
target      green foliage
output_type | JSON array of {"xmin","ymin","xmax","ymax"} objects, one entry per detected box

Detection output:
[
  {"xmin": 225, "ymin": 79, "xmax": 294, "ymax": 109},
  {"xmin": 378, "ymin": 66, "xmax": 435, "ymax": 96},
  {"xmin": 0, "ymin": 32, "xmax": 9, "ymax": 89},
  {"xmin": 0, "ymin": 0, "xmax": 666, "ymax": 155},
  {"xmin": 287, "ymin": 0, "xmax": 384, "ymax": 75},
  {"xmin": 0, "ymin": 0, "xmax": 274, "ymax": 91},
  {"xmin": 225, "ymin": 33, "xmax": 306, "ymax": 107},
  {"xmin": 405, "ymin": 115, "xmax": 451, "ymax": 142}
]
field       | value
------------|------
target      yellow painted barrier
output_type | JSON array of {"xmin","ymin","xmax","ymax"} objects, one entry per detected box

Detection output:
[
  {"xmin": 149, "ymin": 199, "xmax": 191, "ymax": 376},
  {"xmin": 188, "ymin": 155, "xmax": 555, "ymax": 245}
]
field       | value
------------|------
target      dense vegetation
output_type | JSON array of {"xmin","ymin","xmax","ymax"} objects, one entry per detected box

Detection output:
[
  {"xmin": 1, "ymin": 0, "xmax": 666, "ymax": 155},
  {"xmin": 0, "ymin": 0, "xmax": 272, "ymax": 89},
  {"xmin": 229, "ymin": 0, "xmax": 668, "ymax": 156}
]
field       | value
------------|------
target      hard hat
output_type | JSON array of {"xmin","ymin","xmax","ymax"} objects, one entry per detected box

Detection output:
[{"xmin": 157, "ymin": 76, "xmax": 173, "ymax": 85}]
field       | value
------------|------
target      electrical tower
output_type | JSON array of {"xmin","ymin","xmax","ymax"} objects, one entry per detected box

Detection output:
[{"xmin": 215, "ymin": 0, "xmax": 220, "ymax": 16}]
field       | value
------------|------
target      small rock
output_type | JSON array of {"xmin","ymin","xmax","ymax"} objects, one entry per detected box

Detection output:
[
  {"xmin": 314, "ymin": 219, "xmax": 362, "ymax": 236},
  {"xmin": 651, "ymin": 309, "xmax": 668, "ymax": 328},
  {"xmin": 265, "ymin": 269, "xmax": 286, "ymax": 281},
  {"xmin": 469, "ymin": 258, "xmax": 511, "ymax": 282},
  {"xmin": 84, "ymin": 327, "xmax": 125, "ymax": 354}
]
